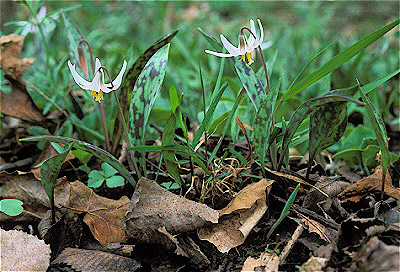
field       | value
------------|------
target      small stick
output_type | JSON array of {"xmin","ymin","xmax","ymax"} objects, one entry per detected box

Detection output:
[{"xmin": 279, "ymin": 224, "xmax": 304, "ymax": 264}]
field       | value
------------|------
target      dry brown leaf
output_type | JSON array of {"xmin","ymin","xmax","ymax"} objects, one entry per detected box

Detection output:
[
  {"xmin": 241, "ymin": 251, "xmax": 279, "ymax": 272},
  {"xmin": 0, "ymin": 34, "xmax": 34, "ymax": 79},
  {"xmin": 338, "ymin": 166, "xmax": 400, "ymax": 202},
  {"xmin": 51, "ymin": 247, "xmax": 141, "ymax": 271},
  {"xmin": 1, "ymin": 228, "xmax": 51, "ymax": 271},
  {"xmin": 0, "ymin": 75, "xmax": 46, "ymax": 124},
  {"xmin": 62, "ymin": 180, "xmax": 130, "ymax": 246},
  {"xmin": 298, "ymin": 256, "xmax": 328, "ymax": 272},
  {"xmin": 198, "ymin": 179, "xmax": 273, "ymax": 253},
  {"xmin": 124, "ymin": 177, "xmax": 219, "ymax": 248},
  {"xmin": 301, "ymin": 217, "xmax": 330, "ymax": 243}
]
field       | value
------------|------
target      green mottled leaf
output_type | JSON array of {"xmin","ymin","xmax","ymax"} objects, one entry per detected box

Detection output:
[
  {"xmin": 278, "ymin": 94, "xmax": 364, "ymax": 170},
  {"xmin": 307, "ymin": 103, "xmax": 348, "ymax": 177},
  {"xmin": 233, "ymin": 59, "xmax": 266, "ymax": 111},
  {"xmin": 359, "ymin": 84, "xmax": 390, "ymax": 194},
  {"xmin": 20, "ymin": 136, "xmax": 135, "ymax": 186},
  {"xmin": 113, "ymin": 31, "xmax": 178, "ymax": 151},
  {"xmin": 254, "ymin": 79, "xmax": 280, "ymax": 175},
  {"xmin": 40, "ymin": 143, "xmax": 72, "ymax": 222},
  {"xmin": 282, "ymin": 19, "xmax": 400, "ymax": 100},
  {"xmin": 0, "ymin": 199, "xmax": 23, "ymax": 216},
  {"xmin": 129, "ymin": 44, "xmax": 170, "ymax": 175}
]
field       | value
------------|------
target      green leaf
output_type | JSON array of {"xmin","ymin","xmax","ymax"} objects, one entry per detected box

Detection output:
[
  {"xmin": 0, "ymin": 199, "xmax": 23, "ymax": 216},
  {"xmin": 192, "ymin": 82, "xmax": 228, "ymax": 147},
  {"xmin": 20, "ymin": 136, "xmax": 136, "ymax": 186},
  {"xmin": 129, "ymin": 44, "xmax": 170, "ymax": 176},
  {"xmin": 233, "ymin": 59, "xmax": 266, "ymax": 111},
  {"xmin": 282, "ymin": 19, "xmax": 400, "ymax": 100},
  {"xmin": 278, "ymin": 94, "xmax": 364, "ymax": 169},
  {"xmin": 105, "ymin": 176, "xmax": 125, "ymax": 188},
  {"xmin": 254, "ymin": 79, "xmax": 280, "ymax": 175},
  {"xmin": 358, "ymin": 69, "xmax": 400, "ymax": 96},
  {"xmin": 102, "ymin": 163, "xmax": 118, "ymax": 178},
  {"xmin": 40, "ymin": 143, "xmax": 72, "ymax": 219},
  {"xmin": 198, "ymin": 27, "xmax": 222, "ymax": 51},
  {"xmin": 69, "ymin": 113, "xmax": 105, "ymax": 142},
  {"xmin": 114, "ymin": 30, "xmax": 178, "ymax": 150},
  {"xmin": 162, "ymin": 112, "xmax": 183, "ymax": 185},
  {"xmin": 358, "ymin": 83, "xmax": 390, "ymax": 191},
  {"xmin": 88, "ymin": 170, "xmax": 105, "ymax": 188},
  {"xmin": 71, "ymin": 149, "xmax": 92, "ymax": 164},
  {"xmin": 308, "ymin": 103, "xmax": 348, "ymax": 170}
]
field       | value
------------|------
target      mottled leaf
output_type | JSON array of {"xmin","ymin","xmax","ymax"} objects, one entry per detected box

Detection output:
[
  {"xmin": 128, "ymin": 44, "xmax": 170, "ymax": 175},
  {"xmin": 359, "ymin": 84, "xmax": 390, "ymax": 195},
  {"xmin": 40, "ymin": 144, "xmax": 72, "ymax": 206},
  {"xmin": 233, "ymin": 59, "xmax": 266, "ymax": 111},
  {"xmin": 278, "ymin": 94, "xmax": 364, "ymax": 170},
  {"xmin": 113, "ymin": 31, "xmax": 178, "ymax": 150},
  {"xmin": 254, "ymin": 80, "xmax": 280, "ymax": 174},
  {"xmin": 20, "ymin": 136, "xmax": 135, "ymax": 186}
]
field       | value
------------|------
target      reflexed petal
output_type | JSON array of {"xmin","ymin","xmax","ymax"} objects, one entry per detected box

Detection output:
[
  {"xmin": 256, "ymin": 19, "xmax": 264, "ymax": 47},
  {"xmin": 205, "ymin": 50, "xmax": 235, "ymax": 57},
  {"xmin": 247, "ymin": 19, "xmax": 256, "ymax": 46},
  {"xmin": 220, "ymin": 34, "xmax": 240, "ymax": 55},
  {"xmin": 68, "ymin": 61, "xmax": 91, "ymax": 88},
  {"xmin": 106, "ymin": 60, "xmax": 127, "ymax": 91}
]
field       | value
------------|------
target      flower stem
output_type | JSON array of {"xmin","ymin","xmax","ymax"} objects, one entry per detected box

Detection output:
[
  {"xmin": 113, "ymin": 91, "xmax": 140, "ymax": 175},
  {"xmin": 98, "ymin": 101, "xmax": 111, "ymax": 152}
]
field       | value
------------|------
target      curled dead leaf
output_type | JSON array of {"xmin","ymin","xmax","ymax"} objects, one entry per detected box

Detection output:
[
  {"xmin": 124, "ymin": 177, "xmax": 219, "ymax": 248},
  {"xmin": 338, "ymin": 166, "xmax": 400, "ymax": 202},
  {"xmin": 241, "ymin": 251, "xmax": 279, "ymax": 272},
  {"xmin": 61, "ymin": 180, "xmax": 130, "ymax": 246},
  {"xmin": 198, "ymin": 179, "xmax": 274, "ymax": 253}
]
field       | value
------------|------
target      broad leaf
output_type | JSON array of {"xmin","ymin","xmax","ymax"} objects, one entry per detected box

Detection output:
[
  {"xmin": 21, "ymin": 136, "xmax": 135, "ymax": 186},
  {"xmin": 129, "ymin": 44, "xmax": 170, "ymax": 175},
  {"xmin": 278, "ymin": 94, "xmax": 364, "ymax": 170},
  {"xmin": 282, "ymin": 19, "xmax": 400, "ymax": 100},
  {"xmin": 113, "ymin": 31, "xmax": 178, "ymax": 151},
  {"xmin": 233, "ymin": 59, "xmax": 266, "ymax": 111}
]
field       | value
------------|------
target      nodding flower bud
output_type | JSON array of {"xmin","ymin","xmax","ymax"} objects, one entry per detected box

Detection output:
[
  {"xmin": 238, "ymin": 33, "xmax": 248, "ymax": 54},
  {"xmin": 78, "ymin": 42, "xmax": 89, "ymax": 79}
]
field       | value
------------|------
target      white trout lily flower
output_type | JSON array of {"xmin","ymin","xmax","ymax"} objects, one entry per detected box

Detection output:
[
  {"xmin": 68, "ymin": 58, "xmax": 127, "ymax": 102},
  {"xmin": 205, "ymin": 19, "xmax": 264, "ymax": 65}
]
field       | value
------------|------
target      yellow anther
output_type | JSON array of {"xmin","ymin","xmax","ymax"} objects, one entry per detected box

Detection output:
[
  {"xmin": 99, "ymin": 90, "xmax": 103, "ymax": 100},
  {"xmin": 246, "ymin": 52, "xmax": 254, "ymax": 65}
]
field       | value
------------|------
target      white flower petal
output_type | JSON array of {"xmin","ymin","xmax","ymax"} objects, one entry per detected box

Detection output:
[
  {"xmin": 68, "ymin": 61, "xmax": 91, "ymax": 88},
  {"xmin": 248, "ymin": 19, "xmax": 256, "ymax": 45},
  {"xmin": 94, "ymin": 58, "xmax": 101, "ymax": 72},
  {"xmin": 220, "ymin": 34, "xmax": 240, "ymax": 55},
  {"xmin": 110, "ymin": 60, "xmax": 127, "ymax": 90},
  {"xmin": 205, "ymin": 50, "xmax": 235, "ymax": 57},
  {"xmin": 256, "ymin": 19, "xmax": 264, "ymax": 47}
]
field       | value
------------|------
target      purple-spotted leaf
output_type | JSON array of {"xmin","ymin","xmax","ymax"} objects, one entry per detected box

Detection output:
[
  {"xmin": 112, "ymin": 30, "xmax": 178, "ymax": 152},
  {"xmin": 278, "ymin": 94, "xmax": 364, "ymax": 170},
  {"xmin": 129, "ymin": 44, "xmax": 170, "ymax": 176}
]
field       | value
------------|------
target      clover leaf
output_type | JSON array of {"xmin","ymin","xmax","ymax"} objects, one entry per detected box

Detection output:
[{"xmin": 87, "ymin": 162, "xmax": 125, "ymax": 188}]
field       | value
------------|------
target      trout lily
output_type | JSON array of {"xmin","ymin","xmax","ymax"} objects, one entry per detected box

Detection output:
[
  {"xmin": 205, "ymin": 19, "xmax": 264, "ymax": 65},
  {"xmin": 68, "ymin": 58, "xmax": 127, "ymax": 102}
]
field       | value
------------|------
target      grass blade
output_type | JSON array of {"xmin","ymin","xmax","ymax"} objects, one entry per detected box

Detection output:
[{"xmin": 282, "ymin": 19, "xmax": 400, "ymax": 100}]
